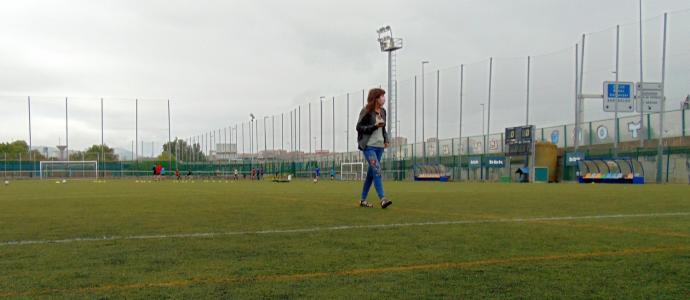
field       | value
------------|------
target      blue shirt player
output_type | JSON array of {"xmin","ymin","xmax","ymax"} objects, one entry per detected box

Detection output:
[{"xmin": 314, "ymin": 166, "xmax": 321, "ymax": 183}]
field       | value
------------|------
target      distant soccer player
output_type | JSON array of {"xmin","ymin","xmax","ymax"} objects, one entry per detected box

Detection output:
[
  {"xmin": 233, "ymin": 169, "xmax": 239, "ymax": 180},
  {"xmin": 330, "ymin": 168, "xmax": 336, "ymax": 180},
  {"xmin": 175, "ymin": 169, "xmax": 180, "ymax": 180},
  {"xmin": 314, "ymin": 166, "xmax": 321, "ymax": 183},
  {"xmin": 356, "ymin": 88, "xmax": 392, "ymax": 209}
]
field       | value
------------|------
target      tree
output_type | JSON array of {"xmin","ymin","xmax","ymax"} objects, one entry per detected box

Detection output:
[
  {"xmin": 69, "ymin": 144, "xmax": 119, "ymax": 161},
  {"xmin": 162, "ymin": 138, "xmax": 206, "ymax": 162},
  {"xmin": 0, "ymin": 140, "xmax": 46, "ymax": 161},
  {"xmin": 156, "ymin": 151, "xmax": 175, "ymax": 162}
]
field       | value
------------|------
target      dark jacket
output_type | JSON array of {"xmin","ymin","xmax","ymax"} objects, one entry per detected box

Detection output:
[{"xmin": 356, "ymin": 107, "xmax": 389, "ymax": 150}]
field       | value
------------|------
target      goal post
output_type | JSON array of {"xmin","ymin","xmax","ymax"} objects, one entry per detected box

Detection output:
[
  {"xmin": 341, "ymin": 162, "xmax": 364, "ymax": 181},
  {"xmin": 39, "ymin": 161, "xmax": 99, "ymax": 179}
]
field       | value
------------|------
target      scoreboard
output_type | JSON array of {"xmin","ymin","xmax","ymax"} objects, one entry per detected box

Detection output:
[{"xmin": 505, "ymin": 125, "xmax": 535, "ymax": 156}]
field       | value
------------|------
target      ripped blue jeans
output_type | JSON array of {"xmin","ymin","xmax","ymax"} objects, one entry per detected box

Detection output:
[{"xmin": 361, "ymin": 146, "xmax": 385, "ymax": 201}]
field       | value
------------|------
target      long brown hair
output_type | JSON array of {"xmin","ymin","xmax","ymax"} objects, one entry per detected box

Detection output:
[{"xmin": 366, "ymin": 88, "xmax": 386, "ymax": 113}]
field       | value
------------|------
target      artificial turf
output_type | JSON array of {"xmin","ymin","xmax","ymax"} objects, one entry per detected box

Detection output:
[{"xmin": 0, "ymin": 179, "xmax": 688, "ymax": 299}]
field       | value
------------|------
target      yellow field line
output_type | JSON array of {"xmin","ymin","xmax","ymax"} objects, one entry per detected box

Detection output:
[
  {"xmin": 3, "ymin": 245, "xmax": 688, "ymax": 297},
  {"xmin": 474, "ymin": 212, "xmax": 690, "ymax": 239},
  {"xmin": 530, "ymin": 220, "xmax": 690, "ymax": 238}
]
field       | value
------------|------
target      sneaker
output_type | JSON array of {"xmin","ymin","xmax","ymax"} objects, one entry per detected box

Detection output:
[
  {"xmin": 359, "ymin": 201, "xmax": 373, "ymax": 208},
  {"xmin": 380, "ymin": 198, "xmax": 392, "ymax": 209}
]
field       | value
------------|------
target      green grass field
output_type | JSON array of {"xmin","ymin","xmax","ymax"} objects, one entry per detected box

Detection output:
[{"xmin": 0, "ymin": 179, "xmax": 689, "ymax": 299}]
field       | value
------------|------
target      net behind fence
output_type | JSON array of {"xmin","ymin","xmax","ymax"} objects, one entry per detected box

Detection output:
[{"xmin": 40, "ymin": 161, "xmax": 98, "ymax": 179}]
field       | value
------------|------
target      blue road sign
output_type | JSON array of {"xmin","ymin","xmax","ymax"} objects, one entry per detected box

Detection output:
[
  {"xmin": 603, "ymin": 81, "xmax": 635, "ymax": 112},
  {"xmin": 607, "ymin": 83, "xmax": 631, "ymax": 99}
]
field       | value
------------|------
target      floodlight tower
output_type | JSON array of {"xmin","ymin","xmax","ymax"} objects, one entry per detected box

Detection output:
[{"xmin": 377, "ymin": 26, "xmax": 403, "ymax": 144}]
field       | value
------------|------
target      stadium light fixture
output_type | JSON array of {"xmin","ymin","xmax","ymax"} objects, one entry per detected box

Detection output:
[{"xmin": 376, "ymin": 26, "xmax": 402, "ymax": 52}]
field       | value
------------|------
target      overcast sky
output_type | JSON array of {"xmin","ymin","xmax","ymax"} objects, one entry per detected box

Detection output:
[{"xmin": 1, "ymin": 0, "xmax": 689, "ymax": 154}]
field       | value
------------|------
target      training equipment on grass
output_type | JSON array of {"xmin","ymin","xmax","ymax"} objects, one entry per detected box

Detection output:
[
  {"xmin": 414, "ymin": 163, "xmax": 450, "ymax": 182},
  {"xmin": 340, "ymin": 162, "xmax": 364, "ymax": 181},
  {"xmin": 39, "ymin": 161, "xmax": 98, "ymax": 180},
  {"xmin": 272, "ymin": 174, "xmax": 292, "ymax": 183},
  {"xmin": 577, "ymin": 158, "xmax": 644, "ymax": 184}
]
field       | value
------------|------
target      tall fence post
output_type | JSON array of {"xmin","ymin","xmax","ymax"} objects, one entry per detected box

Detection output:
[
  {"xmin": 682, "ymin": 109, "xmax": 686, "ymax": 137},
  {"xmin": 665, "ymin": 145, "xmax": 670, "ymax": 183},
  {"xmin": 564, "ymin": 125, "xmax": 568, "ymax": 148},
  {"xmin": 541, "ymin": 128, "xmax": 544, "ymax": 141},
  {"xmin": 656, "ymin": 12, "xmax": 668, "ymax": 184},
  {"xmin": 647, "ymin": 114, "xmax": 652, "ymax": 140},
  {"xmin": 589, "ymin": 122, "xmax": 593, "ymax": 146},
  {"xmin": 466, "ymin": 136, "xmax": 470, "ymax": 181}
]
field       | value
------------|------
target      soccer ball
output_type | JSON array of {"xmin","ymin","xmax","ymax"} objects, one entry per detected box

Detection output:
[
  {"xmin": 313, "ymin": 178, "xmax": 317, "ymax": 183},
  {"xmin": 3, "ymin": 180, "xmax": 8, "ymax": 185},
  {"xmin": 62, "ymin": 179, "xmax": 67, "ymax": 184}
]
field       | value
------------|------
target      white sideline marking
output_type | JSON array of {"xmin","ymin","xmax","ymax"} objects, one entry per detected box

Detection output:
[{"xmin": 2, "ymin": 212, "xmax": 689, "ymax": 247}]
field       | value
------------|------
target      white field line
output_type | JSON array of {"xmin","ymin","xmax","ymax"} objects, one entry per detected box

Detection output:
[{"xmin": 2, "ymin": 212, "xmax": 689, "ymax": 247}]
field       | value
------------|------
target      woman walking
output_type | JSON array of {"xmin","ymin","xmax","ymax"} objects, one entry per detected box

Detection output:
[{"xmin": 356, "ymin": 88, "xmax": 392, "ymax": 209}]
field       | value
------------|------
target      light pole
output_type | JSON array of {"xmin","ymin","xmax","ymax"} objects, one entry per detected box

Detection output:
[
  {"xmin": 320, "ymin": 96, "xmax": 325, "ymax": 152},
  {"xmin": 249, "ymin": 113, "xmax": 255, "ymax": 156},
  {"xmin": 436, "ymin": 69, "xmax": 440, "ymax": 162},
  {"xmin": 656, "ymin": 13, "xmax": 668, "ymax": 184},
  {"xmin": 638, "ymin": 0, "xmax": 645, "ymax": 147},
  {"xmin": 309, "ymin": 102, "xmax": 312, "ymax": 153},
  {"xmin": 263, "ymin": 116, "xmax": 268, "ymax": 153},
  {"xmin": 272, "ymin": 115, "xmax": 275, "ymax": 152},
  {"xmin": 248, "ymin": 121, "xmax": 252, "ymax": 155},
  {"xmin": 486, "ymin": 57, "xmax": 493, "ymax": 158},
  {"xmin": 377, "ymin": 25, "xmax": 403, "ymax": 145},
  {"xmin": 289, "ymin": 109, "xmax": 292, "ymax": 152},
  {"xmin": 414, "ymin": 75, "xmax": 417, "ymax": 164},
  {"xmin": 421, "ymin": 61, "xmax": 429, "ymax": 160},
  {"xmin": 255, "ymin": 118, "xmax": 259, "ymax": 155},
  {"xmin": 346, "ymin": 93, "xmax": 350, "ymax": 155},
  {"xmin": 480, "ymin": 103, "xmax": 486, "ymax": 181},
  {"xmin": 332, "ymin": 96, "xmax": 335, "ymax": 154},
  {"xmin": 480, "ymin": 104, "xmax": 485, "ymax": 145}
]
